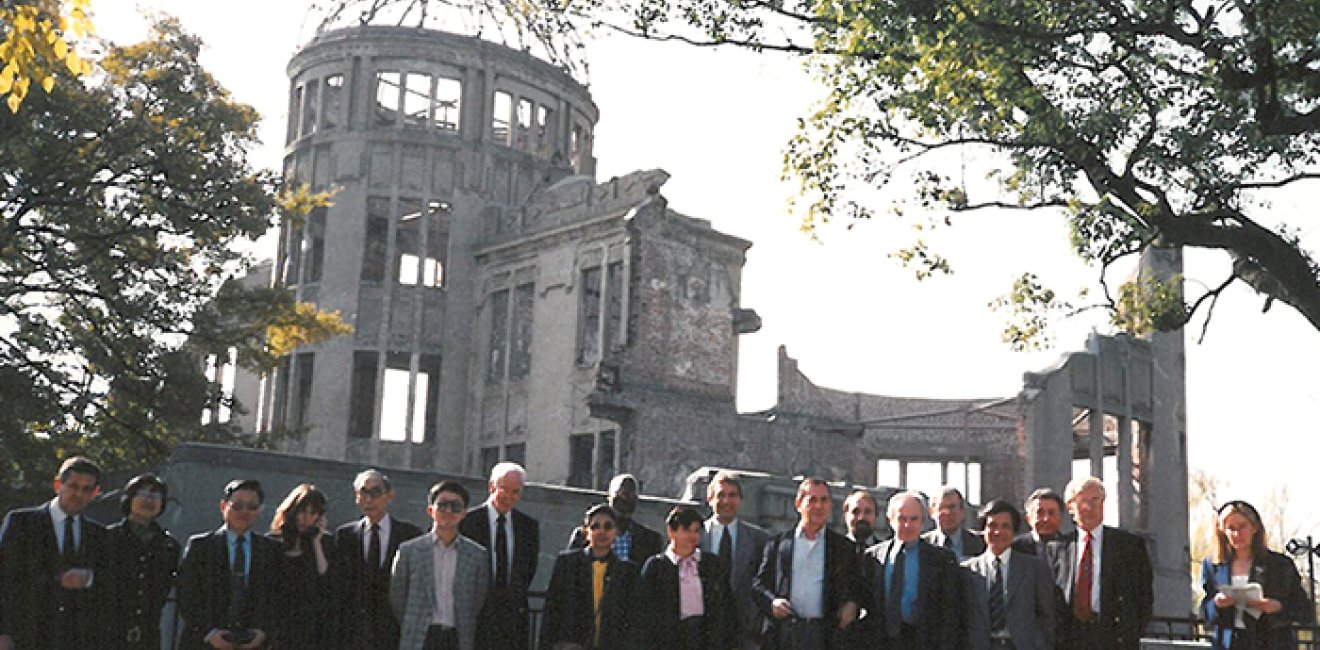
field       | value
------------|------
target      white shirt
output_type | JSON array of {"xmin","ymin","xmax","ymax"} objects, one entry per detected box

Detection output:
[
  {"xmin": 48, "ymin": 498, "xmax": 80, "ymax": 554},
  {"xmin": 707, "ymin": 518, "xmax": 738, "ymax": 554},
  {"xmin": 484, "ymin": 502, "xmax": 515, "ymax": 576},
  {"xmin": 789, "ymin": 525, "xmax": 826, "ymax": 618},
  {"xmin": 430, "ymin": 531, "xmax": 460, "ymax": 626},
  {"xmin": 362, "ymin": 514, "xmax": 393, "ymax": 567},
  {"xmin": 1074, "ymin": 526, "xmax": 1103, "ymax": 614},
  {"xmin": 982, "ymin": 547, "xmax": 1012, "ymax": 599}
]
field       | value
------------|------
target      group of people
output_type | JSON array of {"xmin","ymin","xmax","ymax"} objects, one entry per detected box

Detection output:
[{"xmin": 0, "ymin": 456, "xmax": 1312, "ymax": 650}]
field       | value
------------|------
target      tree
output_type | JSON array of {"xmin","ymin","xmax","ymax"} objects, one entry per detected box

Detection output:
[
  {"xmin": 0, "ymin": 0, "xmax": 93, "ymax": 112},
  {"xmin": 0, "ymin": 18, "xmax": 349, "ymax": 504},
  {"xmin": 405, "ymin": 0, "xmax": 1320, "ymax": 346}
]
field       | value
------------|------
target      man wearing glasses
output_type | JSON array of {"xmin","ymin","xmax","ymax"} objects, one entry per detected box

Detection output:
[
  {"xmin": 177, "ymin": 479, "xmax": 280, "ymax": 649},
  {"xmin": 391, "ymin": 481, "xmax": 489, "ymax": 650},
  {"xmin": 334, "ymin": 469, "xmax": 424, "ymax": 649}
]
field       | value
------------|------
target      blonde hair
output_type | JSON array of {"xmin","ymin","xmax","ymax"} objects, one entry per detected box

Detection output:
[{"xmin": 1212, "ymin": 500, "xmax": 1268, "ymax": 565}]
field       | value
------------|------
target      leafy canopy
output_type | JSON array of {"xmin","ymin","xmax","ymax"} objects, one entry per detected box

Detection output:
[
  {"xmin": 0, "ymin": 0, "xmax": 93, "ymax": 112},
  {"xmin": 500, "ymin": 0, "xmax": 1320, "ymax": 346},
  {"xmin": 0, "ymin": 18, "xmax": 349, "ymax": 503}
]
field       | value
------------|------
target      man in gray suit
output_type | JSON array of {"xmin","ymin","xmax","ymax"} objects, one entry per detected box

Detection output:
[
  {"xmin": 391, "ymin": 481, "xmax": 490, "ymax": 650},
  {"xmin": 922, "ymin": 486, "xmax": 986, "ymax": 560},
  {"xmin": 962, "ymin": 500, "xmax": 1055, "ymax": 650},
  {"xmin": 699, "ymin": 470, "xmax": 769, "ymax": 649}
]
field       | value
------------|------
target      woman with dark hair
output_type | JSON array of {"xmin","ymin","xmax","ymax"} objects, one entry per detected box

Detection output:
[
  {"xmin": 637, "ymin": 505, "xmax": 736, "ymax": 650},
  {"xmin": 104, "ymin": 473, "xmax": 181, "ymax": 650},
  {"xmin": 267, "ymin": 483, "xmax": 333, "ymax": 648},
  {"xmin": 1201, "ymin": 500, "xmax": 1314, "ymax": 649},
  {"xmin": 540, "ymin": 504, "xmax": 640, "ymax": 649}
]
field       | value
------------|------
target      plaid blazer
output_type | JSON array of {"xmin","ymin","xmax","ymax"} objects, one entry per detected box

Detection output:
[{"xmin": 390, "ymin": 532, "xmax": 490, "ymax": 650}]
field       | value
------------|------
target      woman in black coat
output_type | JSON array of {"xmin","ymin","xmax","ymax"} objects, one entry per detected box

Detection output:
[
  {"xmin": 637, "ymin": 505, "xmax": 736, "ymax": 650},
  {"xmin": 267, "ymin": 483, "xmax": 334, "ymax": 649},
  {"xmin": 540, "ymin": 504, "xmax": 640, "ymax": 649},
  {"xmin": 1201, "ymin": 500, "xmax": 1314, "ymax": 649},
  {"xmin": 104, "ymin": 473, "xmax": 181, "ymax": 650}
]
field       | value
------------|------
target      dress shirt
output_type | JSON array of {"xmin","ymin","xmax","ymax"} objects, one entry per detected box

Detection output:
[
  {"xmin": 789, "ymin": 525, "xmax": 826, "ymax": 618},
  {"xmin": 222, "ymin": 528, "xmax": 252, "ymax": 579},
  {"xmin": 982, "ymin": 548, "xmax": 1012, "ymax": 598},
  {"xmin": 48, "ymin": 498, "xmax": 81, "ymax": 554},
  {"xmin": 1074, "ymin": 526, "xmax": 1103, "ymax": 614},
  {"xmin": 430, "ymin": 531, "xmax": 460, "ymax": 627},
  {"xmin": 363, "ymin": 514, "xmax": 393, "ymax": 567},
  {"xmin": 885, "ymin": 541, "xmax": 919, "ymax": 622},
  {"xmin": 709, "ymin": 519, "xmax": 737, "ymax": 554},
  {"xmin": 614, "ymin": 527, "xmax": 633, "ymax": 561},
  {"xmin": 484, "ymin": 503, "xmax": 516, "ymax": 577},
  {"xmin": 936, "ymin": 528, "xmax": 964, "ymax": 557},
  {"xmin": 666, "ymin": 548, "xmax": 705, "ymax": 619}
]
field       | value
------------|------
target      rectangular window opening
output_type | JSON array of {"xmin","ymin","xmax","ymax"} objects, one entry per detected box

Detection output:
[
  {"xmin": 425, "ymin": 200, "xmax": 450, "ymax": 288},
  {"xmin": 515, "ymin": 98, "xmax": 533, "ymax": 150},
  {"xmin": 348, "ymin": 351, "xmax": 379, "ymax": 438},
  {"xmin": 604, "ymin": 261, "xmax": 623, "ymax": 350},
  {"xmin": 492, "ymin": 91, "xmax": 513, "ymax": 146},
  {"xmin": 301, "ymin": 78, "xmax": 320, "ymax": 138},
  {"xmin": 292, "ymin": 352, "xmax": 315, "ymax": 429},
  {"xmin": 433, "ymin": 77, "xmax": 461, "ymax": 130},
  {"xmin": 287, "ymin": 84, "xmax": 303, "ymax": 144},
  {"xmin": 322, "ymin": 74, "xmax": 343, "ymax": 129},
  {"xmin": 306, "ymin": 207, "xmax": 326, "ymax": 283},
  {"xmin": 403, "ymin": 72, "xmax": 431, "ymax": 128},
  {"xmin": 595, "ymin": 431, "xmax": 616, "ymax": 491},
  {"xmin": 487, "ymin": 290, "xmax": 509, "ymax": 383},
  {"xmin": 577, "ymin": 266, "xmax": 602, "ymax": 365},
  {"xmin": 568, "ymin": 434, "xmax": 594, "ymax": 488},
  {"xmin": 536, "ymin": 104, "xmax": 552, "ymax": 156},
  {"xmin": 509, "ymin": 283, "xmax": 534, "ymax": 380},
  {"xmin": 395, "ymin": 199, "xmax": 424, "ymax": 285},
  {"xmin": 361, "ymin": 197, "xmax": 390, "ymax": 283},
  {"xmin": 374, "ymin": 71, "xmax": 402, "ymax": 126},
  {"xmin": 504, "ymin": 443, "xmax": 526, "ymax": 468}
]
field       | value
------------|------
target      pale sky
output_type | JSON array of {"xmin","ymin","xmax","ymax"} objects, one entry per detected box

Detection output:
[{"xmin": 91, "ymin": 1, "xmax": 1320, "ymax": 534}]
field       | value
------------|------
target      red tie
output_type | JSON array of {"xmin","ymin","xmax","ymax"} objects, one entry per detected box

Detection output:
[{"xmin": 1074, "ymin": 531, "xmax": 1093, "ymax": 623}]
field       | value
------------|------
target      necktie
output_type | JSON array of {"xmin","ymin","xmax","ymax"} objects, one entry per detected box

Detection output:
[
  {"xmin": 495, "ymin": 513, "xmax": 510, "ymax": 588},
  {"xmin": 1074, "ymin": 531, "xmax": 1093, "ymax": 623},
  {"xmin": 886, "ymin": 545, "xmax": 906, "ymax": 638},
  {"xmin": 943, "ymin": 533, "xmax": 955, "ymax": 551},
  {"xmin": 232, "ymin": 535, "xmax": 247, "ymax": 577},
  {"xmin": 718, "ymin": 525, "xmax": 733, "ymax": 564},
  {"xmin": 989, "ymin": 557, "xmax": 1006, "ymax": 632},
  {"xmin": 368, "ymin": 523, "xmax": 382, "ymax": 571},
  {"xmin": 63, "ymin": 516, "xmax": 77, "ymax": 565},
  {"xmin": 229, "ymin": 536, "xmax": 248, "ymax": 626}
]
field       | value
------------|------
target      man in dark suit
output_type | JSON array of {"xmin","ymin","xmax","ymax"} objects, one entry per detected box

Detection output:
[
  {"xmin": 962, "ymin": 500, "xmax": 1055, "ymax": 650},
  {"xmin": 568, "ymin": 474, "xmax": 663, "ymax": 564},
  {"xmin": 1011, "ymin": 488, "xmax": 1065, "ymax": 557},
  {"xmin": 177, "ymin": 479, "xmax": 280, "ymax": 649},
  {"xmin": 1047, "ymin": 476, "xmax": 1152, "ymax": 650},
  {"xmin": 752, "ymin": 478, "xmax": 860, "ymax": 650},
  {"xmin": 842, "ymin": 490, "xmax": 888, "ymax": 554},
  {"xmin": 865, "ymin": 490, "xmax": 961, "ymax": 650},
  {"xmin": 540, "ymin": 504, "xmax": 641, "ymax": 649},
  {"xmin": 333, "ymin": 469, "xmax": 424, "ymax": 650},
  {"xmin": 0, "ymin": 456, "xmax": 108, "ymax": 650},
  {"xmin": 638, "ymin": 505, "xmax": 736, "ymax": 650},
  {"xmin": 921, "ymin": 486, "xmax": 986, "ymax": 560},
  {"xmin": 458, "ymin": 462, "xmax": 540, "ymax": 650},
  {"xmin": 699, "ymin": 471, "xmax": 769, "ymax": 649}
]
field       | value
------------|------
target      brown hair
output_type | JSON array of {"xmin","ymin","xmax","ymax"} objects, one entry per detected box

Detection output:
[
  {"xmin": 1212, "ymin": 500, "xmax": 1268, "ymax": 564},
  {"xmin": 271, "ymin": 483, "xmax": 327, "ymax": 551}
]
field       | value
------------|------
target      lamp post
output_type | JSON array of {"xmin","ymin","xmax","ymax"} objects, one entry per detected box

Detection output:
[{"xmin": 1286, "ymin": 536, "xmax": 1317, "ymax": 609}]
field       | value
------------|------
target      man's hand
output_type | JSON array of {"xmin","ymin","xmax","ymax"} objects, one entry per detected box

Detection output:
[
  {"xmin": 837, "ymin": 601, "xmax": 859, "ymax": 628},
  {"xmin": 204, "ymin": 629, "xmax": 236, "ymax": 649},
  {"xmin": 238, "ymin": 628, "xmax": 267, "ymax": 649},
  {"xmin": 1213, "ymin": 592, "xmax": 1236, "ymax": 609},
  {"xmin": 57, "ymin": 567, "xmax": 93, "ymax": 590},
  {"xmin": 771, "ymin": 598, "xmax": 796, "ymax": 619}
]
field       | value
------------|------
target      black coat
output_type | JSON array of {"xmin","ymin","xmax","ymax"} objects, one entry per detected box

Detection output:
[
  {"xmin": 331, "ymin": 515, "xmax": 423, "ymax": 650},
  {"xmin": 539, "ymin": 549, "xmax": 640, "ymax": 649},
  {"xmin": 460, "ymin": 504, "xmax": 541, "ymax": 650},
  {"xmin": 862, "ymin": 538, "xmax": 963, "ymax": 650},
  {"xmin": 267, "ymin": 531, "xmax": 335, "ymax": 649},
  {"xmin": 1048, "ymin": 526, "xmax": 1153, "ymax": 650},
  {"xmin": 569, "ymin": 517, "xmax": 664, "ymax": 566},
  {"xmin": 638, "ymin": 551, "xmax": 737, "ymax": 650},
  {"xmin": 104, "ymin": 519, "xmax": 180, "ymax": 649},
  {"xmin": 0, "ymin": 504, "xmax": 108, "ymax": 650},
  {"xmin": 176, "ymin": 528, "xmax": 281, "ymax": 648},
  {"xmin": 751, "ymin": 528, "xmax": 861, "ymax": 650}
]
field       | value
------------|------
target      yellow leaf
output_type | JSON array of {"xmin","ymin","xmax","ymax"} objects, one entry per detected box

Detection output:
[
  {"xmin": 40, "ymin": 74, "xmax": 53, "ymax": 93},
  {"xmin": 65, "ymin": 52, "xmax": 83, "ymax": 74},
  {"xmin": 53, "ymin": 38, "xmax": 67, "ymax": 60},
  {"xmin": 6, "ymin": 93, "xmax": 20, "ymax": 113},
  {"xmin": 0, "ymin": 73, "xmax": 10, "ymax": 95}
]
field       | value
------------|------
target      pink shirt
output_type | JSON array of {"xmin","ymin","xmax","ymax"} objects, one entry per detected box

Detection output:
[{"xmin": 666, "ymin": 547, "xmax": 704, "ymax": 619}]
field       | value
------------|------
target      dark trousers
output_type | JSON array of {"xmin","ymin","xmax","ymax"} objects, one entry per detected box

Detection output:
[
  {"xmin": 677, "ymin": 616, "xmax": 707, "ymax": 650},
  {"xmin": 424, "ymin": 625, "xmax": 459, "ymax": 650},
  {"xmin": 884, "ymin": 623, "xmax": 921, "ymax": 650},
  {"xmin": 774, "ymin": 617, "xmax": 825, "ymax": 650}
]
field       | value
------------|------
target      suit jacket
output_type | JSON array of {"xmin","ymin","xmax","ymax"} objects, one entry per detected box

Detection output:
[
  {"xmin": 1047, "ymin": 526, "xmax": 1152, "ymax": 650},
  {"xmin": 176, "ymin": 528, "xmax": 281, "ymax": 648},
  {"xmin": 568, "ymin": 517, "xmax": 664, "ymax": 565},
  {"xmin": 390, "ymin": 532, "xmax": 489, "ymax": 650},
  {"xmin": 700, "ymin": 517, "xmax": 770, "ymax": 645},
  {"xmin": 638, "ymin": 551, "xmax": 737, "ymax": 650},
  {"xmin": 0, "ymin": 504, "xmax": 108, "ymax": 650},
  {"xmin": 863, "ymin": 538, "xmax": 962, "ymax": 649},
  {"xmin": 332, "ymin": 515, "xmax": 423, "ymax": 649},
  {"xmin": 921, "ymin": 527, "xmax": 987, "ymax": 560},
  {"xmin": 104, "ymin": 518, "xmax": 180, "ymax": 650},
  {"xmin": 962, "ymin": 551, "xmax": 1055, "ymax": 650},
  {"xmin": 751, "ymin": 528, "xmax": 860, "ymax": 650},
  {"xmin": 1200, "ymin": 552, "xmax": 1314, "ymax": 650},
  {"xmin": 538, "ymin": 549, "xmax": 640, "ymax": 649},
  {"xmin": 459, "ymin": 503, "xmax": 540, "ymax": 650},
  {"xmin": 1010, "ymin": 532, "xmax": 1055, "ymax": 558}
]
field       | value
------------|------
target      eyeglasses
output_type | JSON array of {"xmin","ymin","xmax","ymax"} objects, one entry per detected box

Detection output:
[
  {"xmin": 227, "ymin": 501, "xmax": 262, "ymax": 512},
  {"xmin": 357, "ymin": 486, "xmax": 387, "ymax": 499},
  {"xmin": 431, "ymin": 500, "xmax": 465, "ymax": 514},
  {"xmin": 134, "ymin": 492, "xmax": 163, "ymax": 501},
  {"xmin": 588, "ymin": 521, "xmax": 616, "ymax": 531}
]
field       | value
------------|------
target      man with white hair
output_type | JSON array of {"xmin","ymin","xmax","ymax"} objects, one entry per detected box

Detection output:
[
  {"xmin": 1048, "ymin": 476, "xmax": 1151, "ymax": 650},
  {"xmin": 459, "ymin": 462, "xmax": 540, "ymax": 650},
  {"xmin": 863, "ymin": 491, "xmax": 961, "ymax": 649}
]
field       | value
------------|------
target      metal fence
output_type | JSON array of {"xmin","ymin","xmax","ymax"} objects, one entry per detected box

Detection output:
[{"xmin": 1146, "ymin": 616, "xmax": 1320, "ymax": 649}]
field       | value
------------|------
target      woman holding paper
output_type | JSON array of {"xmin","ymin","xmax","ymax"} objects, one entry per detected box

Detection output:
[{"xmin": 1200, "ymin": 500, "xmax": 1313, "ymax": 649}]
